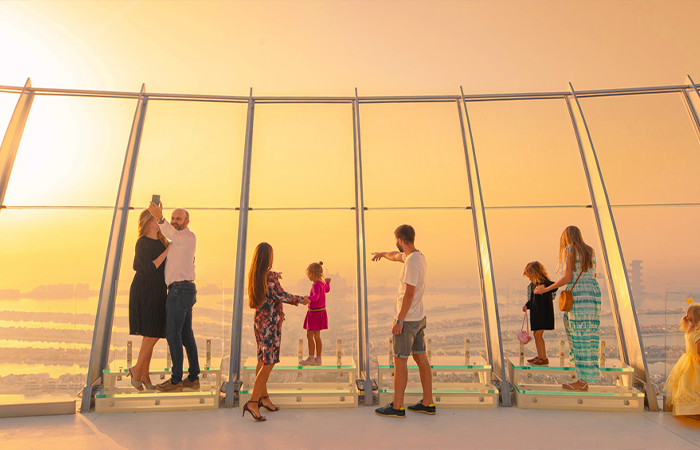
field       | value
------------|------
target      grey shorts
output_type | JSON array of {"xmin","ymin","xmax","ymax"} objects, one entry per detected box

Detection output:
[{"xmin": 393, "ymin": 316, "xmax": 427, "ymax": 359}]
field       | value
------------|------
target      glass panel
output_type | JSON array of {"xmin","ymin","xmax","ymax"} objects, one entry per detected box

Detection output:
[
  {"xmin": 249, "ymin": 104, "xmax": 355, "ymax": 208},
  {"xmin": 365, "ymin": 210, "xmax": 483, "ymax": 364},
  {"xmin": 0, "ymin": 93, "xmax": 19, "ymax": 134},
  {"xmin": 579, "ymin": 93, "xmax": 700, "ymax": 205},
  {"xmin": 485, "ymin": 208, "xmax": 611, "ymax": 363},
  {"xmin": 612, "ymin": 205, "xmax": 700, "ymax": 392},
  {"xmin": 130, "ymin": 100, "xmax": 248, "ymax": 208},
  {"xmin": 3, "ymin": 96, "xmax": 136, "ymax": 206},
  {"xmin": 0, "ymin": 210, "xmax": 112, "ymax": 401},
  {"xmin": 467, "ymin": 99, "xmax": 590, "ymax": 207},
  {"xmin": 111, "ymin": 210, "xmax": 238, "ymax": 379},
  {"xmin": 242, "ymin": 210, "xmax": 359, "ymax": 373},
  {"xmin": 360, "ymin": 102, "xmax": 470, "ymax": 208}
]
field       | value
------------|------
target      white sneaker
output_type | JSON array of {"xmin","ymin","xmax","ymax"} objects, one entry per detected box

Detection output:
[{"xmin": 299, "ymin": 356, "xmax": 316, "ymax": 366}]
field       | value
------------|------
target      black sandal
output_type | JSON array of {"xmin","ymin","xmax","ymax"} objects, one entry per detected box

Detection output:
[{"xmin": 259, "ymin": 395, "xmax": 280, "ymax": 412}]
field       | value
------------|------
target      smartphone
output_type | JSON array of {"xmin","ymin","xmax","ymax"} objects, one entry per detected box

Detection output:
[{"xmin": 151, "ymin": 194, "xmax": 160, "ymax": 205}]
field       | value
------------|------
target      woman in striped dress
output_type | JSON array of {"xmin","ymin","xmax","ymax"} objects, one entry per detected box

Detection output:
[{"xmin": 535, "ymin": 226, "xmax": 601, "ymax": 390}]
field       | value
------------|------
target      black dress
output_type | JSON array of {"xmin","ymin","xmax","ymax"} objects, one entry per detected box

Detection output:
[
  {"xmin": 129, "ymin": 236, "xmax": 167, "ymax": 338},
  {"xmin": 526, "ymin": 280, "xmax": 556, "ymax": 331}
]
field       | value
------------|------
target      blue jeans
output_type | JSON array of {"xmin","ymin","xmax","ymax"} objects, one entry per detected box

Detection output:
[{"xmin": 166, "ymin": 282, "xmax": 200, "ymax": 384}]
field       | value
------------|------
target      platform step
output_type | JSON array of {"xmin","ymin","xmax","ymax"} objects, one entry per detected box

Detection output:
[
  {"xmin": 0, "ymin": 395, "xmax": 76, "ymax": 418},
  {"xmin": 239, "ymin": 386, "xmax": 358, "ymax": 409},
  {"xmin": 379, "ymin": 383, "xmax": 499, "ymax": 409},
  {"xmin": 102, "ymin": 366, "xmax": 221, "ymax": 393},
  {"xmin": 95, "ymin": 388, "xmax": 219, "ymax": 413},
  {"xmin": 513, "ymin": 384, "xmax": 645, "ymax": 412}
]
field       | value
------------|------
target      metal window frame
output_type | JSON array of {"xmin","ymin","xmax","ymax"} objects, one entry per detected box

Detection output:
[
  {"xmin": 81, "ymin": 85, "xmax": 148, "ymax": 412},
  {"xmin": 457, "ymin": 89, "xmax": 512, "ymax": 406},
  {"xmin": 565, "ymin": 83, "xmax": 658, "ymax": 411}
]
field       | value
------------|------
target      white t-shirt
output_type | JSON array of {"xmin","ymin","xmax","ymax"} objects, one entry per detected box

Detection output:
[
  {"xmin": 158, "ymin": 221, "xmax": 196, "ymax": 286},
  {"xmin": 395, "ymin": 251, "xmax": 427, "ymax": 322}
]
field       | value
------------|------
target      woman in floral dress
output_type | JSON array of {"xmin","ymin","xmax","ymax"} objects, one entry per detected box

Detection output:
[
  {"xmin": 243, "ymin": 242, "xmax": 309, "ymax": 421},
  {"xmin": 535, "ymin": 226, "xmax": 601, "ymax": 391}
]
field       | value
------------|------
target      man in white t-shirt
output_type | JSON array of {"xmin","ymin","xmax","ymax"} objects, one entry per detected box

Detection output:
[{"xmin": 371, "ymin": 224, "xmax": 434, "ymax": 418}]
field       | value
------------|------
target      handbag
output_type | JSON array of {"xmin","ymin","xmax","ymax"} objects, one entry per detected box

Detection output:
[
  {"xmin": 559, "ymin": 271, "xmax": 583, "ymax": 312},
  {"xmin": 517, "ymin": 312, "xmax": 532, "ymax": 344}
]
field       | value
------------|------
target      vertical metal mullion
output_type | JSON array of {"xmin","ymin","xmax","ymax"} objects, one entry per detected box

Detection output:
[
  {"xmin": 81, "ymin": 84, "xmax": 148, "ymax": 412},
  {"xmin": 457, "ymin": 89, "xmax": 511, "ymax": 406},
  {"xmin": 352, "ymin": 89, "xmax": 373, "ymax": 405},
  {"xmin": 565, "ymin": 83, "xmax": 658, "ymax": 411},
  {"xmin": 682, "ymin": 75, "xmax": 700, "ymax": 143},
  {"xmin": 0, "ymin": 78, "xmax": 34, "ymax": 211},
  {"xmin": 225, "ymin": 90, "xmax": 255, "ymax": 408}
]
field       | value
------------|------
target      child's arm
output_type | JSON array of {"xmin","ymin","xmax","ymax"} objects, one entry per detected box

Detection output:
[
  {"xmin": 308, "ymin": 283, "xmax": 322, "ymax": 302},
  {"xmin": 324, "ymin": 279, "xmax": 331, "ymax": 293}
]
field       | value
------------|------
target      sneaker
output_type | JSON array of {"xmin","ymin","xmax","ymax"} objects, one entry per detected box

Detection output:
[
  {"xmin": 182, "ymin": 378, "xmax": 200, "ymax": 390},
  {"xmin": 407, "ymin": 401, "xmax": 436, "ymax": 415},
  {"xmin": 375, "ymin": 402, "xmax": 405, "ymax": 418},
  {"xmin": 155, "ymin": 379, "xmax": 183, "ymax": 392},
  {"xmin": 299, "ymin": 356, "xmax": 316, "ymax": 366},
  {"xmin": 314, "ymin": 357, "xmax": 322, "ymax": 366}
]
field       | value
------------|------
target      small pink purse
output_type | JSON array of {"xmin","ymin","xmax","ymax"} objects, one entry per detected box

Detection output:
[{"xmin": 518, "ymin": 312, "xmax": 533, "ymax": 344}]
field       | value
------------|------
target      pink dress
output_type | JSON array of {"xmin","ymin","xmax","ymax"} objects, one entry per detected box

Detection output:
[{"xmin": 303, "ymin": 280, "xmax": 330, "ymax": 331}]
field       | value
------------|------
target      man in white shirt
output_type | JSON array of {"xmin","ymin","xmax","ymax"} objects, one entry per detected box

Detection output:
[
  {"xmin": 371, "ymin": 224, "xmax": 434, "ymax": 418},
  {"xmin": 149, "ymin": 201, "xmax": 200, "ymax": 392}
]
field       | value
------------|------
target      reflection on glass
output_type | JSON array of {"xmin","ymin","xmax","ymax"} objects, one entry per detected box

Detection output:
[
  {"xmin": 360, "ymin": 102, "xmax": 470, "ymax": 208},
  {"xmin": 249, "ymin": 104, "xmax": 355, "ymax": 208},
  {"xmin": 131, "ymin": 100, "xmax": 248, "ymax": 208},
  {"xmin": 612, "ymin": 206, "xmax": 700, "ymax": 391},
  {"xmin": 580, "ymin": 93, "xmax": 700, "ymax": 205},
  {"xmin": 4, "ymin": 96, "xmax": 137, "ymax": 206},
  {"xmin": 467, "ymin": 99, "xmax": 589, "ymax": 207},
  {"xmin": 365, "ymin": 210, "xmax": 483, "ymax": 365},
  {"xmin": 0, "ymin": 210, "xmax": 113, "ymax": 400},
  {"xmin": 485, "ymin": 208, "xmax": 610, "ymax": 361}
]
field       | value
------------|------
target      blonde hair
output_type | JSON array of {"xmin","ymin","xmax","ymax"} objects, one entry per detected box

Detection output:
[
  {"xmin": 523, "ymin": 261, "xmax": 551, "ymax": 285},
  {"xmin": 558, "ymin": 226, "xmax": 594, "ymax": 273},
  {"xmin": 681, "ymin": 304, "xmax": 700, "ymax": 332},
  {"xmin": 306, "ymin": 261, "xmax": 324, "ymax": 281},
  {"xmin": 248, "ymin": 243, "xmax": 273, "ymax": 309},
  {"xmin": 137, "ymin": 209, "xmax": 168, "ymax": 247}
]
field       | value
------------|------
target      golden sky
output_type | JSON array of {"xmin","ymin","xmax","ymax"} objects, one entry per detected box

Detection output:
[{"xmin": 1, "ymin": 0, "xmax": 699, "ymax": 301}]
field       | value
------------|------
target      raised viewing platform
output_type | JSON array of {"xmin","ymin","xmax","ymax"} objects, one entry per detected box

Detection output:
[
  {"xmin": 508, "ymin": 356, "xmax": 645, "ymax": 412},
  {"xmin": 377, "ymin": 355, "xmax": 499, "ymax": 408}
]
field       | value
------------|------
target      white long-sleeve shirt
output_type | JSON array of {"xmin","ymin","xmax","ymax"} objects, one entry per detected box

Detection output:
[{"xmin": 158, "ymin": 221, "xmax": 196, "ymax": 286}]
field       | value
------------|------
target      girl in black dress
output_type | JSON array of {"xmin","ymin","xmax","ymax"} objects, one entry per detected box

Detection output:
[
  {"xmin": 522, "ymin": 261, "xmax": 556, "ymax": 365},
  {"xmin": 128, "ymin": 210, "xmax": 170, "ymax": 390}
]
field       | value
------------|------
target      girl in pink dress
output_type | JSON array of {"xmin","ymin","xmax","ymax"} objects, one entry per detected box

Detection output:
[{"xmin": 299, "ymin": 261, "xmax": 331, "ymax": 366}]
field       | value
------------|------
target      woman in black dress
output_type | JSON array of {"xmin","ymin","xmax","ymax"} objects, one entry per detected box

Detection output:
[
  {"xmin": 522, "ymin": 261, "xmax": 556, "ymax": 365},
  {"xmin": 128, "ymin": 209, "xmax": 170, "ymax": 390}
]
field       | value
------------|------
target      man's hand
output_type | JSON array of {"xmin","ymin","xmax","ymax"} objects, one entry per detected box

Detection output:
[
  {"xmin": 392, "ymin": 321, "xmax": 403, "ymax": 335},
  {"xmin": 149, "ymin": 201, "xmax": 164, "ymax": 221},
  {"xmin": 371, "ymin": 252, "xmax": 385, "ymax": 262}
]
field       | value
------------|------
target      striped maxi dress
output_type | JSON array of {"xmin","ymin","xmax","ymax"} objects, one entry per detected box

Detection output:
[{"xmin": 563, "ymin": 245, "xmax": 602, "ymax": 383}]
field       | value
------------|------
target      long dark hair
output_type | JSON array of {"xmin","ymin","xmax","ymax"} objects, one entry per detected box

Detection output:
[{"xmin": 248, "ymin": 242, "xmax": 273, "ymax": 309}]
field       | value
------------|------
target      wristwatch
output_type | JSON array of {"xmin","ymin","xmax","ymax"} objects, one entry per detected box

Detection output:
[
  {"xmin": 157, "ymin": 217, "xmax": 165, "ymax": 224},
  {"xmin": 395, "ymin": 319, "xmax": 403, "ymax": 325}
]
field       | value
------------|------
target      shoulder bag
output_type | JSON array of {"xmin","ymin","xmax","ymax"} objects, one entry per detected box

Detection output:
[{"xmin": 559, "ymin": 271, "xmax": 583, "ymax": 312}]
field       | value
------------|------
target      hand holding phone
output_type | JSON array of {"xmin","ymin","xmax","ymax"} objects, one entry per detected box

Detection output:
[{"xmin": 151, "ymin": 194, "xmax": 160, "ymax": 206}]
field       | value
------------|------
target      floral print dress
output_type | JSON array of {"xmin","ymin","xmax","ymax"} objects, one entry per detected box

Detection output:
[{"xmin": 254, "ymin": 271, "xmax": 305, "ymax": 365}]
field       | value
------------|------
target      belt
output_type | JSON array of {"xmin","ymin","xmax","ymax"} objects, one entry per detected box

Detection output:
[
  {"xmin": 309, "ymin": 307, "xmax": 325, "ymax": 312},
  {"xmin": 168, "ymin": 280, "xmax": 194, "ymax": 289}
]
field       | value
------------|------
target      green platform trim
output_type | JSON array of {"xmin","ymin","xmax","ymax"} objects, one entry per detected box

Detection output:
[
  {"xmin": 514, "ymin": 384, "xmax": 645, "ymax": 397},
  {"xmin": 95, "ymin": 389, "xmax": 217, "ymax": 399}
]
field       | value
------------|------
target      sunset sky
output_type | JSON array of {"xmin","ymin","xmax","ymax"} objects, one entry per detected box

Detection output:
[{"xmin": 1, "ymin": 0, "xmax": 699, "ymax": 307}]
